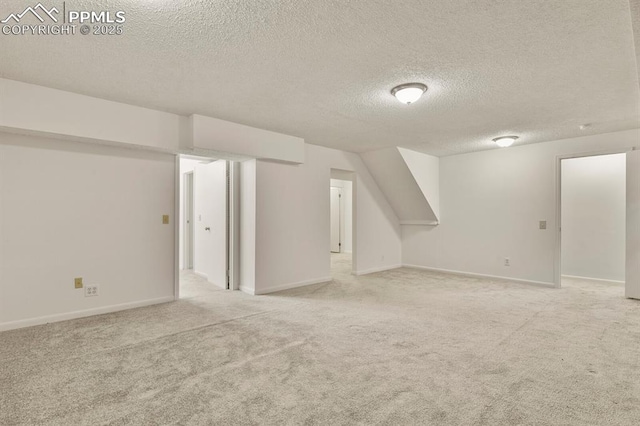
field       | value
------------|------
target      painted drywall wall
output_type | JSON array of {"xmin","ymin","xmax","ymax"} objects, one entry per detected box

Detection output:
[
  {"xmin": 398, "ymin": 148, "xmax": 440, "ymax": 222},
  {"xmin": 330, "ymin": 179, "xmax": 353, "ymax": 253},
  {"xmin": 627, "ymin": 150, "xmax": 640, "ymax": 299},
  {"xmin": 178, "ymin": 158, "xmax": 206, "ymax": 270},
  {"xmin": 0, "ymin": 78, "xmax": 183, "ymax": 151},
  {"xmin": 561, "ymin": 154, "xmax": 626, "ymax": 282},
  {"xmin": 190, "ymin": 115, "xmax": 305, "ymax": 163},
  {"xmin": 254, "ymin": 144, "xmax": 401, "ymax": 294},
  {"xmin": 0, "ymin": 133, "xmax": 175, "ymax": 330},
  {"xmin": 0, "ymin": 79, "xmax": 306, "ymax": 164},
  {"xmin": 361, "ymin": 147, "xmax": 436, "ymax": 223},
  {"xmin": 239, "ymin": 160, "xmax": 257, "ymax": 294},
  {"xmin": 402, "ymin": 129, "xmax": 640, "ymax": 285},
  {"xmin": 194, "ymin": 160, "xmax": 227, "ymax": 287}
]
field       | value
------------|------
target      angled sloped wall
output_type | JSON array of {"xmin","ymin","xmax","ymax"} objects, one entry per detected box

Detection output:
[
  {"xmin": 360, "ymin": 147, "xmax": 440, "ymax": 225},
  {"xmin": 398, "ymin": 148, "xmax": 440, "ymax": 222}
]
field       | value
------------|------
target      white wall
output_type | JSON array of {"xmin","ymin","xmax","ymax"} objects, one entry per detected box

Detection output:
[
  {"xmin": 253, "ymin": 143, "xmax": 401, "ymax": 294},
  {"xmin": 398, "ymin": 148, "xmax": 440, "ymax": 222},
  {"xmin": 561, "ymin": 154, "xmax": 626, "ymax": 282},
  {"xmin": 193, "ymin": 160, "xmax": 227, "ymax": 287},
  {"xmin": 178, "ymin": 158, "xmax": 205, "ymax": 270},
  {"xmin": 0, "ymin": 79, "xmax": 305, "ymax": 164},
  {"xmin": 361, "ymin": 147, "xmax": 436, "ymax": 223},
  {"xmin": 627, "ymin": 150, "xmax": 640, "ymax": 299},
  {"xmin": 330, "ymin": 178, "xmax": 353, "ymax": 253},
  {"xmin": 190, "ymin": 114, "xmax": 305, "ymax": 163},
  {"xmin": 239, "ymin": 160, "xmax": 257, "ymax": 294},
  {"xmin": 402, "ymin": 129, "xmax": 640, "ymax": 285},
  {"xmin": 0, "ymin": 133, "xmax": 175, "ymax": 330},
  {"xmin": 0, "ymin": 78, "xmax": 183, "ymax": 151}
]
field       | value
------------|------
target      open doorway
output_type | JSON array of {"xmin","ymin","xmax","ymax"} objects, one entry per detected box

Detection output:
[
  {"xmin": 178, "ymin": 155, "xmax": 229, "ymax": 299},
  {"xmin": 559, "ymin": 153, "xmax": 626, "ymax": 293},
  {"xmin": 330, "ymin": 170, "xmax": 355, "ymax": 278}
]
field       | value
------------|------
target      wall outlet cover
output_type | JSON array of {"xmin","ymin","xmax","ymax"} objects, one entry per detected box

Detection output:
[{"xmin": 85, "ymin": 285, "xmax": 99, "ymax": 297}]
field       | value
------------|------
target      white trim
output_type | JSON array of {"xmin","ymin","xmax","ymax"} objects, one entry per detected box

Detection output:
[
  {"xmin": 400, "ymin": 220, "xmax": 439, "ymax": 226},
  {"xmin": 207, "ymin": 279, "xmax": 227, "ymax": 290},
  {"xmin": 403, "ymin": 264, "xmax": 555, "ymax": 288},
  {"xmin": 239, "ymin": 285, "xmax": 255, "ymax": 295},
  {"xmin": 561, "ymin": 274, "xmax": 625, "ymax": 285},
  {"xmin": 0, "ymin": 296, "xmax": 175, "ymax": 332},
  {"xmin": 174, "ymin": 155, "xmax": 180, "ymax": 300},
  {"xmin": 354, "ymin": 264, "xmax": 402, "ymax": 276},
  {"xmin": 255, "ymin": 276, "xmax": 332, "ymax": 295},
  {"xmin": 554, "ymin": 147, "xmax": 636, "ymax": 289}
]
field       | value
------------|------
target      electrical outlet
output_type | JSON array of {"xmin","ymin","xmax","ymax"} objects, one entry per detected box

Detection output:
[
  {"xmin": 504, "ymin": 258, "xmax": 510, "ymax": 267},
  {"xmin": 74, "ymin": 277, "xmax": 83, "ymax": 289},
  {"xmin": 85, "ymin": 285, "xmax": 99, "ymax": 297}
]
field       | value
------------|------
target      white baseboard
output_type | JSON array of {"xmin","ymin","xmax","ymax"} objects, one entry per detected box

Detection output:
[
  {"xmin": 256, "ymin": 276, "xmax": 332, "ymax": 295},
  {"xmin": 207, "ymin": 279, "xmax": 227, "ymax": 289},
  {"xmin": 354, "ymin": 264, "xmax": 402, "ymax": 276},
  {"xmin": 239, "ymin": 285, "xmax": 255, "ymax": 295},
  {"xmin": 403, "ymin": 264, "xmax": 555, "ymax": 288},
  {"xmin": 0, "ymin": 296, "xmax": 175, "ymax": 332},
  {"xmin": 562, "ymin": 274, "xmax": 625, "ymax": 285}
]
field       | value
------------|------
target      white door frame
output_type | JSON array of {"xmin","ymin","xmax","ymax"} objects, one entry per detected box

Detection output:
[
  {"xmin": 183, "ymin": 171, "xmax": 194, "ymax": 270},
  {"xmin": 329, "ymin": 170, "xmax": 357, "ymax": 273},
  {"xmin": 330, "ymin": 186, "xmax": 342, "ymax": 253},
  {"xmin": 554, "ymin": 146, "xmax": 636, "ymax": 289},
  {"xmin": 175, "ymin": 155, "xmax": 238, "ymax": 299}
]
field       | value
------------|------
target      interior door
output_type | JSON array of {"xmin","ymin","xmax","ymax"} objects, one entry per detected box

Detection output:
[
  {"xmin": 626, "ymin": 150, "xmax": 639, "ymax": 299},
  {"xmin": 330, "ymin": 187, "xmax": 341, "ymax": 253},
  {"xmin": 194, "ymin": 160, "xmax": 228, "ymax": 288}
]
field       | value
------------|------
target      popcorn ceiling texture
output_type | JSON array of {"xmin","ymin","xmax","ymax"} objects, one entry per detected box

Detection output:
[
  {"xmin": 0, "ymin": 0, "xmax": 638, "ymax": 156},
  {"xmin": 631, "ymin": 0, "xmax": 640, "ymax": 90}
]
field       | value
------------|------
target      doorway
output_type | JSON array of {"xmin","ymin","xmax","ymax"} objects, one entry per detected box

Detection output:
[
  {"xmin": 177, "ymin": 155, "xmax": 231, "ymax": 299},
  {"xmin": 330, "ymin": 171, "xmax": 355, "ymax": 277},
  {"xmin": 557, "ymin": 152, "xmax": 627, "ymax": 293}
]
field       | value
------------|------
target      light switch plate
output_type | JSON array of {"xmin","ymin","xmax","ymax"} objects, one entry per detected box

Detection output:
[
  {"xmin": 74, "ymin": 277, "xmax": 83, "ymax": 289},
  {"xmin": 162, "ymin": 215, "xmax": 169, "ymax": 224},
  {"xmin": 539, "ymin": 221, "xmax": 547, "ymax": 230}
]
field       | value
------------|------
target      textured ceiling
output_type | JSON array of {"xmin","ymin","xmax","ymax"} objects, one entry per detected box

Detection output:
[
  {"xmin": 631, "ymin": 0, "xmax": 640, "ymax": 90},
  {"xmin": 1, "ymin": 0, "xmax": 638, "ymax": 156}
]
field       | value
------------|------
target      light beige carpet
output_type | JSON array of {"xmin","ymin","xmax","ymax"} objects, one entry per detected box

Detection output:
[{"xmin": 1, "ymin": 254, "xmax": 639, "ymax": 425}]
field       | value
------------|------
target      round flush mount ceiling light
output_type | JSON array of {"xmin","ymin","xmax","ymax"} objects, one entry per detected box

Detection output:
[
  {"xmin": 492, "ymin": 136, "xmax": 519, "ymax": 148},
  {"xmin": 391, "ymin": 83, "xmax": 428, "ymax": 104}
]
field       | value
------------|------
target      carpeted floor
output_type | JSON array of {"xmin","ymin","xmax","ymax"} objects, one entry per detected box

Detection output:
[{"xmin": 1, "ymin": 254, "xmax": 639, "ymax": 425}]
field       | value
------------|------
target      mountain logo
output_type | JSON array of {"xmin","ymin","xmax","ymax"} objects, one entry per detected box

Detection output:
[{"xmin": 1, "ymin": 3, "xmax": 59, "ymax": 24}]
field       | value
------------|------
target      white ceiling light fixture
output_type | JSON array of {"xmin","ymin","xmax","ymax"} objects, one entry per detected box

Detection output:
[
  {"xmin": 492, "ymin": 136, "xmax": 519, "ymax": 148},
  {"xmin": 391, "ymin": 83, "xmax": 428, "ymax": 104}
]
